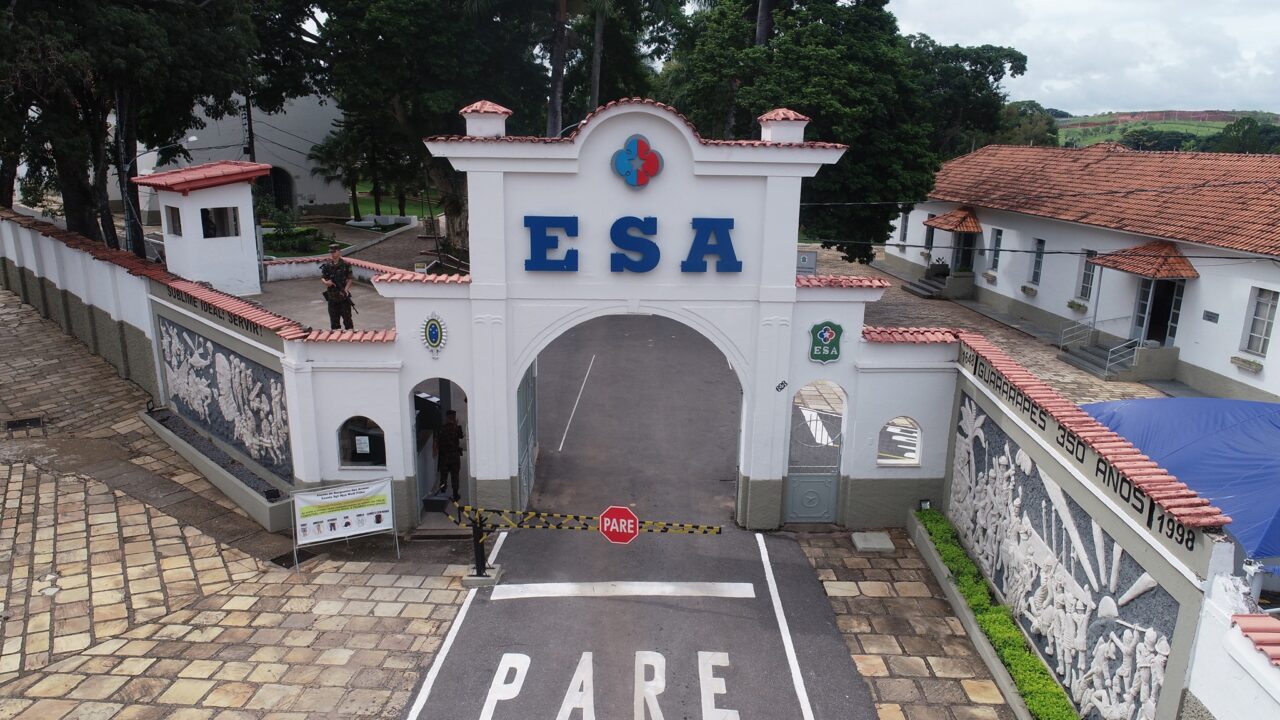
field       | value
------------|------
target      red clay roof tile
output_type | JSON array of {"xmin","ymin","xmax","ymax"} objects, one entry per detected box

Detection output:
[
  {"xmin": 1088, "ymin": 241, "xmax": 1200, "ymax": 279},
  {"xmin": 758, "ymin": 108, "xmax": 811, "ymax": 122},
  {"xmin": 428, "ymin": 98, "xmax": 846, "ymax": 151},
  {"xmin": 932, "ymin": 144, "xmax": 1280, "ymax": 258},
  {"xmin": 862, "ymin": 327, "xmax": 959, "ymax": 344},
  {"xmin": 795, "ymin": 274, "xmax": 891, "ymax": 289},
  {"xmin": 924, "ymin": 207, "xmax": 983, "ymax": 233},
  {"xmin": 132, "ymin": 160, "xmax": 271, "ymax": 195},
  {"xmin": 956, "ymin": 331, "xmax": 1230, "ymax": 530},
  {"xmin": 459, "ymin": 100, "xmax": 514, "ymax": 116}
]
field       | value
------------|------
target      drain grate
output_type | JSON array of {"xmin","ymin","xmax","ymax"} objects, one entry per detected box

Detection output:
[
  {"xmin": 5, "ymin": 417, "xmax": 43, "ymax": 431},
  {"xmin": 270, "ymin": 549, "xmax": 317, "ymax": 569}
]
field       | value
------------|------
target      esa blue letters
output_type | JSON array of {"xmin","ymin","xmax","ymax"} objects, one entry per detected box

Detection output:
[
  {"xmin": 525, "ymin": 214, "xmax": 740, "ymax": 273},
  {"xmin": 609, "ymin": 216, "xmax": 660, "ymax": 273},
  {"xmin": 524, "ymin": 216, "xmax": 579, "ymax": 272}
]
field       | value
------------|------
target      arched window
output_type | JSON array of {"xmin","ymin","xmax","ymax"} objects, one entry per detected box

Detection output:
[
  {"xmin": 877, "ymin": 417, "xmax": 921, "ymax": 466},
  {"xmin": 338, "ymin": 416, "xmax": 386, "ymax": 467}
]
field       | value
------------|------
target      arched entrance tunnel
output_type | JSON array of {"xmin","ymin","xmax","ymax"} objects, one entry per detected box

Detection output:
[{"xmin": 526, "ymin": 314, "xmax": 742, "ymax": 526}]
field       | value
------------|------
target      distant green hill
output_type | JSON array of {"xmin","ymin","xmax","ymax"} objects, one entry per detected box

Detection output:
[{"xmin": 1057, "ymin": 110, "xmax": 1280, "ymax": 147}]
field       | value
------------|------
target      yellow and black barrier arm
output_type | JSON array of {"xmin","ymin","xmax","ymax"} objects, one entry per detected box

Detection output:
[{"xmin": 444, "ymin": 501, "xmax": 721, "ymax": 578}]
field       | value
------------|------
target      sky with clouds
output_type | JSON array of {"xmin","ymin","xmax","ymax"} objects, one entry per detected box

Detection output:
[{"xmin": 887, "ymin": 0, "xmax": 1280, "ymax": 116}]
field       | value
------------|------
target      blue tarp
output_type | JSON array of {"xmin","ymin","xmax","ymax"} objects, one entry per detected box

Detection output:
[{"xmin": 1083, "ymin": 398, "xmax": 1280, "ymax": 562}]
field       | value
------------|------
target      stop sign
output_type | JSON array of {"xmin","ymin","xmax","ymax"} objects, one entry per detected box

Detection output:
[{"xmin": 599, "ymin": 505, "xmax": 640, "ymax": 545}]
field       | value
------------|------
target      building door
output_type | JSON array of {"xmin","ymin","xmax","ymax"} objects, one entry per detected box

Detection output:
[
  {"xmin": 784, "ymin": 381, "xmax": 844, "ymax": 523},
  {"xmin": 1132, "ymin": 279, "xmax": 1185, "ymax": 346},
  {"xmin": 952, "ymin": 232, "xmax": 977, "ymax": 271}
]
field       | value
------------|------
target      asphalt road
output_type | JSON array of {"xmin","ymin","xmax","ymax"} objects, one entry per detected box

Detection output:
[{"xmin": 411, "ymin": 316, "xmax": 875, "ymax": 720}]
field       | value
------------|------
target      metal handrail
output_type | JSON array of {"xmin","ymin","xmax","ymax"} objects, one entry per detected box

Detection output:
[
  {"xmin": 1059, "ymin": 321, "xmax": 1093, "ymax": 349},
  {"xmin": 1105, "ymin": 338, "xmax": 1141, "ymax": 375}
]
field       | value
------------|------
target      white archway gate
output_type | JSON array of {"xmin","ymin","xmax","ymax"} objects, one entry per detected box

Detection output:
[{"xmin": 371, "ymin": 99, "xmax": 889, "ymax": 529}]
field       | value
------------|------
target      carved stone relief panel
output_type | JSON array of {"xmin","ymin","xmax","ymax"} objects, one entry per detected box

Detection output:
[
  {"xmin": 951, "ymin": 394, "xmax": 1176, "ymax": 720},
  {"xmin": 160, "ymin": 317, "xmax": 293, "ymax": 480}
]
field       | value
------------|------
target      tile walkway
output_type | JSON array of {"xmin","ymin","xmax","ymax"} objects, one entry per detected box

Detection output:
[
  {"xmin": 0, "ymin": 288, "xmax": 467, "ymax": 717},
  {"xmin": 801, "ymin": 530, "xmax": 1015, "ymax": 720}
]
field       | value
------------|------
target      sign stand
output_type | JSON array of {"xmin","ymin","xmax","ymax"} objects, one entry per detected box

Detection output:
[{"xmin": 289, "ymin": 478, "xmax": 400, "ymax": 573}]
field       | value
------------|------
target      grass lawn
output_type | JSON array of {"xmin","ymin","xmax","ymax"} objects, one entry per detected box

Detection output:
[
  {"xmin": 1059, "ymin": 120, "xmax": 1229, "ymax": 147},
  {"xmin": 263, "ymin": 230, "xmax": 349, "ymax": 258},
  {"xmin": 351, "ymin": 193, "xmax": 445, "ymax": 221}
]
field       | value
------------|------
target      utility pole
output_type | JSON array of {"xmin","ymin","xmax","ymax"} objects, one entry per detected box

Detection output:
[{"xmin": 243, "ymin": 94, "xmax": 257, "ymax": 162}]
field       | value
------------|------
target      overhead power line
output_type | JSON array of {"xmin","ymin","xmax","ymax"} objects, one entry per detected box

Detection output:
[
  {"xmin": 809, "ymin": 239, "xmax": 1280, "ymax": 262},
  {"xmin": 255, "ymin": 119, "xmax": 324, "ymax": 148},
  {"xmin": 799, "ymin": 177, "xmax": 1280, "ymax": 207}
]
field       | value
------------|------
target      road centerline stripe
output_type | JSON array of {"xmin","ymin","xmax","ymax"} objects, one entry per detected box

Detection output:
[
  {"xmin": 756, "ymin": 533, "xmax": 816, "ymax": 720},
  {"xmin": 557, "ymin": 353, "xmax": 596, "ymax": 452},
  {"xmin": 490, "ymin": 581, "xmax": 756, "ymax": 600},
  {"xmin": 405, "ymin": 530, "xmax": 509, "ymax": 719}
]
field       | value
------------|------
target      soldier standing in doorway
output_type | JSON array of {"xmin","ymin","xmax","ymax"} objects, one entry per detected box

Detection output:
[
  {"xmin": 320, "ymin": 243, "xmax": 355, "ymax": 330},
  {"xmin": 433, "ymin": 410, "xmax": 465, "ymax": 501}
]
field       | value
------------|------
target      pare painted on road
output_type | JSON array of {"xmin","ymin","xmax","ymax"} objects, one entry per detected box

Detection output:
[{"xmin": 479, "ymin": 650, "xmax": 741, "ymax": 720}]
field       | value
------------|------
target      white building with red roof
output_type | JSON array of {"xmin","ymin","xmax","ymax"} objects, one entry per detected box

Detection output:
[{"xmin": 884, "ymin": 142, "xmax": 1280, "ymax": 401}]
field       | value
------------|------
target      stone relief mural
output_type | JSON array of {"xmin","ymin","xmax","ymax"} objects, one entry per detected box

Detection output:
[
  {"xmin": 951, "ymin": 395, "xmax": 1175, "ymax": 720},
  {"xmin": 160, "ymin": 317, "xmax": 292, "ymax": 480}
]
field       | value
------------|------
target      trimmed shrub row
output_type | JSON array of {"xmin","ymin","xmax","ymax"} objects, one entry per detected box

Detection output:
[{"xmin": 916, "ymin": 509, "xmax": 1077, "ymax": 720}]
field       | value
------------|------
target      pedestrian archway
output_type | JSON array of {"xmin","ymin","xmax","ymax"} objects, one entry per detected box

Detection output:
[
  {"xmin": 521, "ymin": 314, "xmax": 742, "ymax": 525},
  {"xmin": 410, "ymin": 377, "xmax": 469, "ymax": 512},
  {"xmin": 785, "ymin": 380, "xmax": 847, "ymax": 523}
]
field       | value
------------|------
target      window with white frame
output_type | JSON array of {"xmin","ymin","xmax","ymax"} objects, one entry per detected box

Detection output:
[
  {"xmin": 1077, "ymin": 250, "xmax": 1098, "ymax": 299},
  {"xmin": 164, "ymin": 206, "xmax": 182, "ymax": 237},
  {"xmin": 1029, "ymin": 238, "xmax": 1046, "ymax": 284},
  {"xmin": 877, "ymin": 417, "xmax": 921, "ymax": 466},
  {"xmin": 990, "ymin": 229, "xmax": 1003, "ymax": 269},
  {"xmin": 1243, "ymin": 287, "xmax": 1278, "ymax": 356},
  {"xmin": 897, "ymin": 211, "xmax": 909, "ymax": 248},
  {"xmin": 200, "ymin": 207, "xmax": 240, "ymax": 238},
  {"xmin": 924, "ymin": 214, "xmax": 936, "ymax": 252}
]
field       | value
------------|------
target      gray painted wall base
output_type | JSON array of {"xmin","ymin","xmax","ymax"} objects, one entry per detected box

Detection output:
[
  {"xmin": 140, "ymin": 411, "xmax": 292, "ymax": 532},
  {"xmin": 907, "ymin": 512, "xmax": 1034, "ymax": 720},
  {"xmin": 739, "ymin": 477, "xmax": 783, "ymax": 529}
]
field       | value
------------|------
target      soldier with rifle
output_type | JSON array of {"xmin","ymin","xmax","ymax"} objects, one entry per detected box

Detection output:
[{"xmin": 320, "ymin": 243, "xmax": 357, "ymax": 330}]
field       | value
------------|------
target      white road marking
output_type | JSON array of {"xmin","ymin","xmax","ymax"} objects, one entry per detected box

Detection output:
[
  {"xmin": 698, "ymin": 651, "xmax": 740, "ymax": 720},
  {"xmin": 756, "ymin": 533, "xmax": 815, "ymax": 720},
  {"xmin": 479, "ymin": 653, "xmax": 530, "ymax": 720},
  {"xmin": 555, "ymin": 652, "xmax": 596, "ymax": 719},
  {"xmin": 405, "ymin": 531, "xmax": 509, "ymax": 719},
  {"xmin": 558, "ymin": 353, "xmax": 597, "ymax": 452},
  {"xmin": 634, "ymin": 651, "xmax": 666, "ymax": 719},
  {"xmin": 490, "ymin": 581, "xmax": 755, "ymax": 601}
]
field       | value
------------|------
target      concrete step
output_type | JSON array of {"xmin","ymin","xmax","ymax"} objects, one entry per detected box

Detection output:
[
  {"xmin": 1057, "ymin": 344, "xmax": 1133, "ymax": 381},
  {"xmin": 1057, "ymin": 349, "xmax": 1116, "ymax": 380},
  {"xmin": 902, "ymin": 276, "xmax": 947, "ymax": 299}
]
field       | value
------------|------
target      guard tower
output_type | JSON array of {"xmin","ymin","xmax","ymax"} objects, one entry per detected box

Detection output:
[{"xmin": 133, "ymin": 160, "xmax": 271, "ymax": 296}]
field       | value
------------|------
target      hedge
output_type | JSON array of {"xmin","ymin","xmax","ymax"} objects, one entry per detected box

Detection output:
[{"xmin": 916, "ymin": 509, "xmax": 1078, "ymax": 720}]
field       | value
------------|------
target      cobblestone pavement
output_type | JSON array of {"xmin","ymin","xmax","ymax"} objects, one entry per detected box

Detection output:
[
  {"xmin": 0, "ymin": 546, "xmax": 466, "ymax": 719},
  {"xmin": 1, "ymin": 289, "xmax": 468, "ymax": 717},
  {"xmin": 0, "ymin": 291, "xmax": 244, "ymax": 516},
  {"xmin": 817, "ymin": 247, "xmax": 1166, "ymax": 404},
  {"xmin": 801, "ymin": 530, "xmax": 1015, "ymax": 720},
  {"xmin": 0, "ymin": 464, "xmax": 265, "ymax": 681}
]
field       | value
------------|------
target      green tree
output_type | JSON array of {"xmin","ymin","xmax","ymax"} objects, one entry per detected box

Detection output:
[
  {"xmin": 1118, "ymin": 127, "xmax": 1198, "ymax": 151},
  {"xmin": 1196, "ymin": 117, "xmax": 1280, "ymax": 153},
  {"xmin": 992, "ymin": 100, "xmax": 1058, "ymax": 147},
  {"xmin": 1, "ymin": 0, "xmax": 298, "ymax": 251},
  {"xmin": 309, "ymin": 125, "xmax": 366, "ymax": 221},
  {"xmin": 660, "ymin": 0, "xmax": 937, "ymax": 263},
  {"xmin": 322, "ymin": 0, "xmax": 546, "ymax": 246},
  {"xmin": 905, "ymin": 34, "xmax": 1027, "ymax": 159}
]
